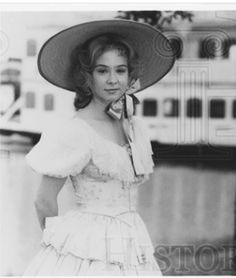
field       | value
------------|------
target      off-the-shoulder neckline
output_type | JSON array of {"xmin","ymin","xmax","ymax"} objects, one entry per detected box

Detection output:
[{"xmin": 72, "ymin": 115, "xmax": 131, "ymax": 150}]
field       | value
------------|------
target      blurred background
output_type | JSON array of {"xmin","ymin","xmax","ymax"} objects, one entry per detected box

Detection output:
[{"xmin": 0, "ymin": 10, "xmax": 236, "ymax": 275}]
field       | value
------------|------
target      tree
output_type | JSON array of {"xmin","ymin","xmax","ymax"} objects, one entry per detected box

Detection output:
[
  {"xmin": 117, "ymin": 11, "xmax": 194, "ymax": 59},
  {"xmin": 116, "ymin": 11, "xmax": 193, "ymax": 30}
]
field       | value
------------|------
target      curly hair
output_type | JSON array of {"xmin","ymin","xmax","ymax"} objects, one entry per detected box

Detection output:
[{"xmin": 69, "ymin": 34, "xmax": 140, "ymax": 110}]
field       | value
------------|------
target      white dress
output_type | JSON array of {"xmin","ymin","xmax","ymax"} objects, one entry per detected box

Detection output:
[{"xmin": 23, "ymin": 114, "xmax": 162, "ymax": 276}]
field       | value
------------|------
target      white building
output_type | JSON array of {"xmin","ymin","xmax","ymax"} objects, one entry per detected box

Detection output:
[
  {"xmin": 1, "ymin": 11, "xmax": 236, "ymax": 146},
  {"xmin": 137, "ymin": 13, "xmax": 236, "ymax": 146}
]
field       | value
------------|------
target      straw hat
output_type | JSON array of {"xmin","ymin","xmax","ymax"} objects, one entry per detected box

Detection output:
[{"xmin": 38, "ymin": 19, "xmax": 175, "ymax": 92}]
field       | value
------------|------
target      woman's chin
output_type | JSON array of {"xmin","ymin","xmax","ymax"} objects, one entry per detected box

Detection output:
[{"xmin": 106, "ymin": 94, "xmax": 122, "ymax": 103}]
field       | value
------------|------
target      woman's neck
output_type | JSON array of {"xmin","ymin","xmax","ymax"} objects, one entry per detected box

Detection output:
[{"xmin": 85, "ymin": 97, "xmax": 114, "ymax": 122}]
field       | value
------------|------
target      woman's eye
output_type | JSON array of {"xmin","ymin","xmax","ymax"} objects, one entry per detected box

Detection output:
[
  {"xmin": 95, "ymin": 67, "xmax": 127, "ymax": 75},
  {"xmin": 97, "ymin": 69, "xmax": 107, "ymax": 74},
  {"xmin": 117, "ymin": 68, "xmax": 127, "ymax": 74}
]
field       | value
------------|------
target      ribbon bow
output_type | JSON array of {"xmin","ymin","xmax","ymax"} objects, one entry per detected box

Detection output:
[
  {"xmin": 105, "ymin": 79, "xmax": 141, "ymax": 121},
  {"xmin": 105, "ymin": 79, "xmax": 146, "ymax": 176}
]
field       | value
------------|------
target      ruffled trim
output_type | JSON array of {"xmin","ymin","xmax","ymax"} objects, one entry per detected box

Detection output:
[
  {"xmin": 25, "ymin": 115, "xmax": 154, "ymax": 183},
  {"xmin": 24, "ymin": 244, "xmax": 162, "ymax": 275},
  {"xmin": 77, "ymin": 116, "xmax": 154, "ymax": 184},
  {"xmin": 25, "ymin": 118, "xmax": 92, "ymax": 178},
  {"xmin": 90, "ymin": 139, "xmax": 136, "ymax": 183},
  {"xmin": 41, "ymin": 209, "xmax": 156, "ymax": 267}
]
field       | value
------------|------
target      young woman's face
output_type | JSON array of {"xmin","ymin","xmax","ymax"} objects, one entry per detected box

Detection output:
[{"xmin": 91, "ymin": 49, "xmax": 129, "ymax": 105}]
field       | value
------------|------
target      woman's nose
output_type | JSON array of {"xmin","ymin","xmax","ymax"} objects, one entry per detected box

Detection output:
[{"xmin": 107, "ymin": 71, "xmax": 118, "ymax": 84}]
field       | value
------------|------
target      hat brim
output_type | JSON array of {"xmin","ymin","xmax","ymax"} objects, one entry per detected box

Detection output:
[{"xmin": 38, "ymin": 19, "xmax": 175, "ymax": 92}]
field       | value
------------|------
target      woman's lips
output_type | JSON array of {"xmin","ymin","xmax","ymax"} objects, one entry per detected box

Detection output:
[{"xmin": 105, "ymin": 89, "xmax": 120, "ymax": 93}]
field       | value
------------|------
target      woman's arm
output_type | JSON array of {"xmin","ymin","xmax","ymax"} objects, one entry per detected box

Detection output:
[{"xmin": 34, "ymin": 175, "xmax": 67, "ymax": 230}]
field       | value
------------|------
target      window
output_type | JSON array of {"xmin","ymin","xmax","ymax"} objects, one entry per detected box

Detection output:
[
  {"xmin": 25, "ymin": 92, "xmax": 35, "ymax": 108},
  {"xmin": 163, "ymin": 98, "xmax": 179, "ymax": 117},
  {"xmin": 143, "ymin": 99, "xmax": 157, "ymax": 116},
  {"xmin": 44, "ymin": 94, "xmax": 54, "ymax": 111},
  {"xmin": 27, "ymin": 39, "xmax": 37, "ymax": 57},
  {"xmin": 209, "ymin": 99, "xmax": 225, "ymax": 118},
  {"xmin": 187, "ymin": 98, "xmax": 202, "ymax": 118},
  {"xmin": 232, "ymin": 100, "xmax": 236, "ymax": 118},
  {"xmin": 169, "ymin": 37, "xmax": 183, "ymax": 59}
]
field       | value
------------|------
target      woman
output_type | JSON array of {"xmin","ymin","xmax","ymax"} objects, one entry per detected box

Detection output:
[{"xmin": 24, "ymin": 19, "xmax": 175, "ymax": 275}]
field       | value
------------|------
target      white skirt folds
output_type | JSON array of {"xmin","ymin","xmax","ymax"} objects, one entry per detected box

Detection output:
[{"xmin": 24, "ymin": 208, "xmax": 162, "ymax": 275}]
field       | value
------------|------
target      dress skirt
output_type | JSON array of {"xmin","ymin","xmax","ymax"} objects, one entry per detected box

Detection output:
[{"xmin": 23, "ymin": 208, "xmax": 162, "ymax": 276}]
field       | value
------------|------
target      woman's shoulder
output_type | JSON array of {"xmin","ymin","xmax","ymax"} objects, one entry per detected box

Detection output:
[
  {"xmin": 41, "ymin": 114, "xmax": 92, "ymax": 148},
  {"xmin": 25, "ymin": 114, "xmax": 92, "ymax": 178}
]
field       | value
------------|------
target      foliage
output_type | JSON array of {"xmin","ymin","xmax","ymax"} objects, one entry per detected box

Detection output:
[{"xmin": 116, "ymin": 11, "xmax": 194, "ymax": 30}]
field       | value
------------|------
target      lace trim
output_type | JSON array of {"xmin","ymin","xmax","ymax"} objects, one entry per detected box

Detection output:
[
  {"xmin": 25, "ymin": 116, "xmax": 154, "ymax": 182},
  {"xmin": 41, "ymin": 210, "xmax": 156, "ymax": 267}
]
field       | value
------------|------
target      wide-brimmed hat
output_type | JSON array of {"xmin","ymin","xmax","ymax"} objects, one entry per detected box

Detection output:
[{"xmin": 38, "ymin": 19, "xmax": 175, "ymax": 92}]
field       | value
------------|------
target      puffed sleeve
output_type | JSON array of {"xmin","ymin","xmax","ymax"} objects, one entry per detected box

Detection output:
[
  {"xmin": 132, "ymin": 116, "xmax": 154, "ymax": 175},
  {"xmin": 25, "ymin": 118, "xmax": 91, "ymax": 178}
]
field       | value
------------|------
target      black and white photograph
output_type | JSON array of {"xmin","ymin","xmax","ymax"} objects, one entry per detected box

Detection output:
[{"xmin": 0, "ymin": 4, "xmax": 236, "ymax": 276}]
